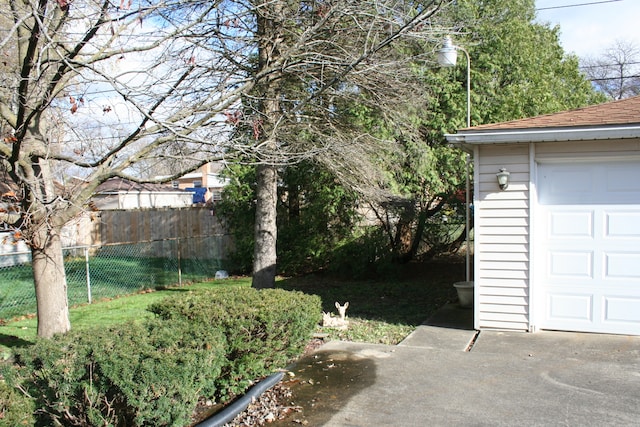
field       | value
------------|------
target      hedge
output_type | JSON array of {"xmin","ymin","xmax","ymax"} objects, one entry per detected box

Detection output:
[
  {"xmin": 4, "ymin": 287, "xmax": 321, "ymax": 427},
  {"xmin": 148, "ymin": 287, "xmax": 322, "ymax": 397}
]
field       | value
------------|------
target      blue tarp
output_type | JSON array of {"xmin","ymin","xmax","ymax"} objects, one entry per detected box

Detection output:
[{"xmin": 186, "ymin": 187, "xmax": 207, "ymax": 204}]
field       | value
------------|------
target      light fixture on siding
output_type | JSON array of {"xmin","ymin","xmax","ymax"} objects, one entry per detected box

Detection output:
[{"xmin": 496, "ymin": 168, "xmax": 510, "ymax": 190}]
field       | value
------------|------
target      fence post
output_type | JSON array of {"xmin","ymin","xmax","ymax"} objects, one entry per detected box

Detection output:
[
  {"xmin": 177, "ymin": 238, "xmax": 182, "ymax": 286},
  {"xmin": 84, "ymin": 247, "xmax": 92, "ymax": 304}
]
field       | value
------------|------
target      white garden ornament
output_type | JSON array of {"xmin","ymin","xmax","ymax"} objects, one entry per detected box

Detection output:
[{"xmin": 322, "ymin": 302, "xmax": 349, "ymax": 329}]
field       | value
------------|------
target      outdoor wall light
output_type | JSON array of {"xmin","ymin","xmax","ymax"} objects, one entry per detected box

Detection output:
[{"xmin": 496, "ymin": 168, "xmax": 510, "ymax": 190}]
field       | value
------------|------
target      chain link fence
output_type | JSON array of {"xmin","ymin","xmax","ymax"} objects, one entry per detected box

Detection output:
[{"xmin": 0, "ymin": 236, "xmax": 228, "ymax": 320}]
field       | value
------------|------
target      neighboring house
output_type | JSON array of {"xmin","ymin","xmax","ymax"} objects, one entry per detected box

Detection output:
[
  {"xmin": 92, "ymin": 178, "xmax": 194, "ymax": 210},
  {"xmin": 0, "ymin": 174, "xmax": 91, "ymax": 263},
  {"xmin": 0, "ymin": 182, "xmax": 30, "ymax": 264},
  {"xmin": 446, "ymin": 96, "xmax": 640, "ymax": 336},
  {"xmin": 170, "ymin": 162, "xmax": 230, "ymax": 204}
]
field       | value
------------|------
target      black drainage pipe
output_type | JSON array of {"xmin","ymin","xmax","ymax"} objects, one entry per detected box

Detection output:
[{"xmin": 195, "ymin": 371, "xmax": 285, "ymax": 427}]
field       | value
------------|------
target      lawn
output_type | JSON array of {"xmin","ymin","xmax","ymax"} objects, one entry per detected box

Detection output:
[
  {"xmin": 0, "ymin": 258, "xmax": 463, "ymax": 357},
  {"xmin": 0, "ymin": 278, "xmax": 246, "ymax": 356},
  {"xmin": 0, "ymin": 254, "xmax": 222, "ymax": 320}
]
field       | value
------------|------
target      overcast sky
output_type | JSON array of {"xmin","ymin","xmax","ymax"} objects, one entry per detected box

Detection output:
[{"xmin": 535, "ymin": 0, "xmax": 640, "ymax": 58}]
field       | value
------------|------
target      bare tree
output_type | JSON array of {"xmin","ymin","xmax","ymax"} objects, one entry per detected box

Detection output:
[
  {"xmin": 1, "ymin": 0, "xmax": 447, "ymax": 336},
  {"xmin": 1, "ymin": 0, "xmax": 245, "ymax": 337},
  {"xmin": 243, "ymin": 0, "xmax": 447, "ymax": 287},
  {"xmin": 581, "ymin": 40, "xmax": 640, "ymax": 100}
]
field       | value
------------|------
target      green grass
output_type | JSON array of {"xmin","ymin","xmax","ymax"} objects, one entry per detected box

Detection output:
[
  {"xmin": 0, "ymin": 278, "xmax": 250, "ymax": 356},
  {"xmin": 0, "ymin": 258, "xmax": 464, "ymax": 356},
  {"xmin": 0, "ymin": 255, "xmax": 223, "ymax": 320}
]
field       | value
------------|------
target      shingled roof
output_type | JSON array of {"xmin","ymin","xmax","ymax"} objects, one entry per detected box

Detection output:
[
  {"xmin": 95, "ymin": 178, "xmax": 182, "ymax": 194},
  {"xmin": 467, "ymin": 95, "xmax": 640, "ymax": 131}
]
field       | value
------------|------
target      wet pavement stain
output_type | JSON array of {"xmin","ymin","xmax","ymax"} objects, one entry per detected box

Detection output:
[{"xmin": 271, "ymin": 350, "xmax": 377, "ymax": 426}]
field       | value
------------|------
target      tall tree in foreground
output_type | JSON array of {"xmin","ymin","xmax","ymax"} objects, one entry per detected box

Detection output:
[
  {"xmin": 236, "ymin": 0, "xmax": 447, "ymax": 287},
  {"xmin": 0, "ymin": 0, "xmax": 448, "ymax": 336},
  {"xmin": 217, "ymin": 160, "xmax": 360, "ymax": 276},
  {"xmin": 0, "ymin": 0, "xmax": 238, "ymax": 337}
]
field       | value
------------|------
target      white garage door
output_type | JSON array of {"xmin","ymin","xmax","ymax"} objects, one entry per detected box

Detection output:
[{"xmin": 536, "ymin": 160, "xmax": 640, "ymax": 335}]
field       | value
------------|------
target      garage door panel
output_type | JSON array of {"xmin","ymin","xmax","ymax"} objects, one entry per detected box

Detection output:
[
  {"xmin": 548, "ymin": 210, "xmax": 593, "ymax": 238},
  {"xmin": 537, "ymin": 160, "xmax": 640, "ymax": 335},
  {"xmin": 605, "ymin": 163, "xmax": 640, "ymax": 193},
  {"xmin": 548, "ymin": 293, "xmax": 592, "ymax": 321},
  {"xmin": 605, "ymin": 253, "xmax": 640, "ymax": 279},
  {"xmin": 549, "ymin": 251, "xmax": 593, "ymax": 278},
  {"xmin": 605, "ymin": 211, "xmax": 640, "ymax": 237},
  {"xmin": 604, "ymin": 297, "xmax": 640, "ymax": 323},
  {"xmin": 540, "ymin": 168, "xmax": 594, "ymax": 203}
]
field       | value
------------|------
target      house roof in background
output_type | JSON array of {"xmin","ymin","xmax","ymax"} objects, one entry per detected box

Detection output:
[
  {"xmin": 95, "ymin": 178, "xmax": 185, "ymax": 194},
  {"xmin": 467, "ymin": 96, "xmax": 640, "ymax": 131}
]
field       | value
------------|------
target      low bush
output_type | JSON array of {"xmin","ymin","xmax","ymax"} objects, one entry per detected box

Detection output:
[
  {"xmin": 4, "ymin": 287, "xmax": 320, "ymax": 426},
  {"xmin": 12, "ymin": 319, "xmax": 226, "ymax": 426},
  {"xmin": 0, "ymin": 376, "xmax": 34, "ymax": 426},
  {"xmin": 148, "ymin": 287, "xmax": 322, "ymax": 398}
]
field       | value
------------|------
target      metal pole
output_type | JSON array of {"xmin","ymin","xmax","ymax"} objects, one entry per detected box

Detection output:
[
  {"xmin": 177, "ymin": 238, "xmax": 183, "ymax": 286},
  {"xmin": 85, "ymin": 247, "xmax": 92, "ymax": 304},
  {"xmin": 438, "ymin": 38, "xmax": 472, "ymax": 282},
  {"xmin": 465, "ymin": 154, "xmax": 471, "ymax": 282},
  {"xmin": 460, "ymin": 46, "xmax": 472, "ymax": 282}
]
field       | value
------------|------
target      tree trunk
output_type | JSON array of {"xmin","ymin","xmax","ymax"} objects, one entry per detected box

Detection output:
[
  {"xmin": 32, "ymin": 227, "xmax": 71, "ymax": 338},
  {"xmin": 251, "ymin": 2, "xmax": 284, "ymax": 289},
  {"xmin": 252, "ymin": 162, "xmax": 278, "ymax": 288},
  {"xmin": 394, "ymin": 208, "xmax": 428, "ymax": 264}
]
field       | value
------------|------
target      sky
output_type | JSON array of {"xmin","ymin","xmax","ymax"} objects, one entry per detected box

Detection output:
[{"xmin": 535, "ymin": 0, "xmax": 640, "ymax": 58}]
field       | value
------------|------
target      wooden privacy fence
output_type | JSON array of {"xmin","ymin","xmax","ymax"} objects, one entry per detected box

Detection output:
[
  {"xmin": 3, "ymin": 207, "xmax": 232, "ymax": 263},
  {"xmin": 97, "ymin": 207, "xmax": 223, "ymax": 242},
  {"xmin": 3, "ymin": 207, "xmax": 231, "ymax": 265},
  {"xmin": 90, "ymin": 207, "xmax": 232, "ymax": 259}
]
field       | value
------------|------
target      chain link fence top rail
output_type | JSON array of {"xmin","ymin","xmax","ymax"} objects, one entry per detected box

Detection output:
[{"xmin": 0, "ymin": 236, "xmax": 228, "ymax": 320}]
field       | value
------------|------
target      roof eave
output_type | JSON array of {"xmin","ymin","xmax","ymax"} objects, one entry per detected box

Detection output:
[{"xmin": 445, "ymin": 125, "xmax": 640, "ymax": 145}]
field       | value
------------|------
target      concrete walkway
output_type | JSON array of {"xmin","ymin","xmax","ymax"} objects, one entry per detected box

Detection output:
[{"xmin": 302, "ymin": 304, "xmax": 640, "ymax": 426}]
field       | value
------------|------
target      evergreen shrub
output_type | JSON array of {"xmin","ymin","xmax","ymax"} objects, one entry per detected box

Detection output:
[
  {"xmin": 0, "ymin": 376, "xmax": 34, "ymax": 426},
  {"xmin": 4, "ymin": 287, "xmax": 320, "ymax": 426},
  {"xmin": 148, "ymin": 287, "xmax": 322, "ymax": 397},
  {"xmin": 13, "ymin": 319, "xmax": 225, "ymax": 426}
]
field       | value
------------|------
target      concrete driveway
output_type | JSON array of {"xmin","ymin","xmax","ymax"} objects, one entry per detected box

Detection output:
[{"xmin": 277, "ymin": 304, "xmax": 640, "ymax": 426}]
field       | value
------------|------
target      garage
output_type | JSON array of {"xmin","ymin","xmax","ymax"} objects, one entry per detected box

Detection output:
[
  {"xmin": 536, "ymin": 160, "xmax": 640, "ymax": 335},
  {"xmin": 446, "ymin": 95, "xmax": 640, "ymax": 336}
]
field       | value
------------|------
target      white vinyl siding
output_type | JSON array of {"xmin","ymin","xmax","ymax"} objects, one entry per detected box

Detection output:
[{"xmin": 475, "ymin": 144, "xmax": 530, "ymax": 331}]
